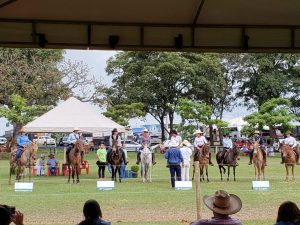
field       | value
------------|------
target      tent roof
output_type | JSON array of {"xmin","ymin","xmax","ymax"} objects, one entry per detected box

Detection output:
[
  {"xmin": 1, "ymin": 0, "xmax": 300, "ymax": 52},
  {"xmin": 24, "ymin": 97, "xmax": 124, "ymax": 135}
]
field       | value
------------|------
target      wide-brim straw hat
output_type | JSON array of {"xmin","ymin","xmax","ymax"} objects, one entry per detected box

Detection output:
[
  {"xmin": 19, "ymin": 128, "xmax": 26, "ymax": 133},
  {"xmin": 254, "ymin": 130, "xmax": 260, "ymax": 134},
  {"xmin": 203, "ymin": 190, "xmax": 242, "ymax": 215},
  {"xmin": 142, "ymin": 128, "xmax": 149, "ymax": 133},
  {"xmin": 73, "ymin": 127, "xmax": 80, "ymax": 132},
  {"xmin": 169, "ymin": 140, "xmax": 179, "ymax": 147},
  {"xmin": 181, "ymin": 140, "xmax": 191, "ymax": 147},
  {"xmin": 193, "ymin": 130, "xmax": 203, "ymax": 135}
]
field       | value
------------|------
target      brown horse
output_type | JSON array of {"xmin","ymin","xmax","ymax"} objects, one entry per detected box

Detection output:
[
  {"xmin": 9, "ymin": 140, "xmax": 38, "ymax": 185},
  {"xmin": 193, "ymin": 144, "xmax": 210, "ymax": 182},
  {"xmin": 216, "ymin": 144, "xmax": 240, "ymax": 181},
  {"xmin": 107, "ymin": 141, "xmax": 123, "ymax": 182},
  {"xmin": 67, "ymin": 139, "xmax": 83, "ymax": 184},
  {"xmin": 280, "ymin": 143, "xmax": 297, "ymax": 181},
  {"xmin": 253, "ymin": 141, "xmax": 265, "ymax": 180}
]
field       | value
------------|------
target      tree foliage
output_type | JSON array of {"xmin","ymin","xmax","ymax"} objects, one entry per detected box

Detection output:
[{"xmin": 103, "ymin": 103, "xmax": 145, "ymax": 126}]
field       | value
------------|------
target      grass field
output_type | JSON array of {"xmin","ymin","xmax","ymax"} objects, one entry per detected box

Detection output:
[{"xmin": 0, "ymin": 148, "xmax": 299, "ymax": 225}]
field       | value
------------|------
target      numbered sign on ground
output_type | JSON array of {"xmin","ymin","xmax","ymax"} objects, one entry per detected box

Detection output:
[
  {"xmin": 175, "ymin": 181, "xmax": 192, "ymax": 190},
  {"xmin": 14, "ymin": 182, "xmax": 34, "ymax": 192},
  {"xmin": 252, "ymin": 181, "xmax": 270, "ymax": 191},
  {"xmin": 97, "ymin": 181, "xmax": 115, "ymax": 190}
]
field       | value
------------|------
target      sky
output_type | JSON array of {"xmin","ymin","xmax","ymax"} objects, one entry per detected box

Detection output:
[{"xmin": 0, "ymin": 50, "xmax": 250, "ymax": 136}]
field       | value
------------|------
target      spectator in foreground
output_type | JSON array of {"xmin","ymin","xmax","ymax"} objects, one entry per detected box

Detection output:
[
  {"xmin": 190, "ymin": 190, "xmax": 242, "ymax": 225},
  {"xmin": 275, "ymin": 201, "xmax": 300, "ymax": 225},
  {"xmin": 0, "ymin": 204, "xmax": 25, "ymax": 225},
  {"xmin": 77, "ymin": 199, "xmax": 111, "ymax": 225}
]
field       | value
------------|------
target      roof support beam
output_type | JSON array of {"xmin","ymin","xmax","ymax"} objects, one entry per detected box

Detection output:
[
  {"xmin": 0, "ymin": 0, "xmax": 17, "ymax": 9},
  {"xmin": 193, "ymin": 0, "xmax": 206, "ymax": 25}
]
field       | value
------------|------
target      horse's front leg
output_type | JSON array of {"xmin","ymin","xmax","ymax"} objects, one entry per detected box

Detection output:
[
  {"xmin": 76, "ymin": 165, "xmax": 80, "ymax": 184},
  {"xmin": 285, "ymin": 164, "xmax": 289, "ymax": 181},
  {"xmin": 67, "ymin": 164, "xmax": 71, "ymax": 183},
  {"xmin": 233, "ymin": 166, "xmax": 236, "ymax": 182},
  {"xmin": 142, "ymin": 165, "xmax": 145, "ymax": 183},
  {"xmin": 218, "ymin": 165, "xmax": 223, "ymax": 181},
  {"xmin": 227, "ymin": 166, "xmax": 230, "ymax": 182},
  {"xmin": 292, "ymin": 165, "xmax": 295, "ymax": 181},
  {"xmin": 72, "ymin": 166, "xmax": 75, "ymax": 183},
  {"xmin": 118, "ymin": 166, "xmax": 121, "ymax": 183},
  {"xmin": 205, "ymin": 165, "xmax": 209, "ymax": 182}
]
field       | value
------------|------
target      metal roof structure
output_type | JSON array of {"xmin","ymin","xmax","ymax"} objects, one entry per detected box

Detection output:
[{"xmin": 1, "ymin": 0, "xmax": 300, "ymax": 52}]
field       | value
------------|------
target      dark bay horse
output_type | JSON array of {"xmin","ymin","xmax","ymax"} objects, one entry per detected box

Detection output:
[
  {"xmin": 216, "ymin": 144, "xmax": 240, "ymax": 181},
  {"xmin": 67, "ymin": 139, "xmax": 83, "ymax": 184},
  {"xmin": 193, "ymin": 144, "xmax": 210, "ymax": 182},
  {"xmin": 280, "ymin": 143, "xmax": 297, "ymax": 181},
  {"xmin": 107, "ymin": 141, "xmax": 123, "ymax": 182},
  {"xmin": 9, "ymin": 140, "xmax": 38, "ymax": 185}
]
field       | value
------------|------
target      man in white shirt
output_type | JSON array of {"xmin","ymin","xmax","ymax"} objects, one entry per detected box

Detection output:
[
  {"xmin": 193, "ymin": 130, "xmax": 213, "ymax": 166},
  {"xmin": 220, "ymin": 134, "xmax": 233, "ymax": 165},
  {"xmin": 170, "ymin": 130, "xmax": 182, "ymax": 146},
  {"xmin": 282, "ymin": 131, "xmax": 299, "ymax": 164}
]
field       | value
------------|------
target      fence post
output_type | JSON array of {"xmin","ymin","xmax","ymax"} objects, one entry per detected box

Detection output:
[{"xmin": 194, "ymin": 161, "xmax": 201, "ymax": 219}]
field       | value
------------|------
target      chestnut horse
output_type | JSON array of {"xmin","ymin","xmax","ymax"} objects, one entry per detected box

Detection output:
[
  {"xmin": 280, "ymin": 143, "xmax": 297, "ymax": 181},
  {"xmin": 253, "ymin": 141, "xmax": 265, "ymax": 180},
  {"xmin": 67, "ymin": 139, "xmax": 84, "ymax": 184},
  {"xmin": 107, "ymin": 141, "xmax": 123, "ymax": 182},
  {"xmin": 193, "ymin": 144, "xmax": 210, "ymax": 182},
  {"xmin": 9, "ymin": 140, "xmax": 38, "ymax": 185},
  {"xmin": 216, "ymin": 144, "xmax": 240, "ymax": 181}
]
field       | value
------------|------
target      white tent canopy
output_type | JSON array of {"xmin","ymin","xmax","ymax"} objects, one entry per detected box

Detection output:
[{"xmin": 24, "ymin": 97, "xmax": 124, "ymax": 136}]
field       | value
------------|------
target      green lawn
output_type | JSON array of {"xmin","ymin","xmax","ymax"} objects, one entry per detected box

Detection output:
[{"xmin": 0, "ymin": 148, "xmax": 299, "ymax": 225}]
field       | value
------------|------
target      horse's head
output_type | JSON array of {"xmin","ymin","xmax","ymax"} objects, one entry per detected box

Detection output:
[
  {"xmin": 281, "ymin": 144, "xmax": 292, "ymax": 158},
  {"xmin": 232, "ymin": 144, "xmax": 240, "ymax": 158},
  {"xmin": 74, "ymin": 139, "xmax": 84, "ymax": 153},
  {"xmin": 253, "ymin": 141, "xmax": 260, "ymax": 154},
  {"xmin": 112, "ymin": 140, "xmax": 119, "ymax": 152}
]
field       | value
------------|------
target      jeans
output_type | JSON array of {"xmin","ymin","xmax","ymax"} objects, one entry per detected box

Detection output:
[
  {"xmin": 97, "ymin": 162, "xmax": 106, "ymax": 178},
  {"xmin": 120, "ymin": 162, "xmax": 126, "ymax": 178},
  {"xmin": 169, "ymin": 164, "xmax": 182, "ymax": 187},
  {"xmin": 49, "ymin": 166, "xmax": 57, "ymax": 176}
]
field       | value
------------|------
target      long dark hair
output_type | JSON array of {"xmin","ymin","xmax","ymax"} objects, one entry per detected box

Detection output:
[
  {"xmin": 276, "ymin": 201, "xmax": 300, "ymax": 223},
  {"xmin": 78, "ymin": 199, "xmax": 103, "ymax": 225}
]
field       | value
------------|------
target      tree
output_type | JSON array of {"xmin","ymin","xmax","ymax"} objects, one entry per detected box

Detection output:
[
  {"xmin": 243, "ymin": 98, "xmax": 299, "ymax": 143},
  {"xmin": 235, "ymin": 54, "xmax": 300, "ymax": 109},
  {"xmin": 103, "ymin": 103, "xmax": 145, "ymax": 126},
  {"xmin": 105, "ymin": 52, "xmax": 194, "ymax": 141},
  {"xmin": 0, "ymin": 95, "xmax": 48, "ymax": 141}
]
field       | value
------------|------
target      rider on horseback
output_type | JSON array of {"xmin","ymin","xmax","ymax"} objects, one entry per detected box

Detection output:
[
  {"xmin": 136, "ymin": 128, "xmax": 156, "ymax": 165},
  {"xmin": 107, "ymin": 128, "xmax": 127, "ymax": 164},
  {"xmin": 281, "ymin": 131, "xmax": 299, "ymax": 165},
  {"xmin": 66, "ymin": 127, "xmax": 82, "ymax": 163},
  {"xmin": 15, "ymin": 127, "xmax": 30, "ymax": 164},
  {"xmin": 220, "ymin": 133, "xmax": 233, "ymax": 166},
  {"xmin": 193, "ymin": 130, "xmax": 213, "ymax": 166},
  {"xmin": 249, "ymin": 130, "xmax": 267, "ymax": 166}
]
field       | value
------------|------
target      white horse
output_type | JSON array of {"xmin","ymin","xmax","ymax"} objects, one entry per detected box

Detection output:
[{"xmin": 140, "ymin": 144, "xmax": 153, "ymax": 183}]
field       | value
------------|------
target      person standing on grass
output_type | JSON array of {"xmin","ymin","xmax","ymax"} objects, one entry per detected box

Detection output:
[
  {"xmin": 36, "ymin": 154, "xmax": 46, "ymax": 176},
  {"xmin": 180, "ymin": 140, "xmax": 193, "ymax": 181},
  {"xmin": 165, "ymin": 139, "xmax": 183, "ymax": 188},
  {"xmin": 96, "ymin": 144, "xmax": 107, "ymax": 179},
  {"xmin": 190, "ymin": 190, "xmax": 242, "ymax": 225},
  {"xmin": 120, "ymin": 144, "xmax": 128, "ymax": 178}
]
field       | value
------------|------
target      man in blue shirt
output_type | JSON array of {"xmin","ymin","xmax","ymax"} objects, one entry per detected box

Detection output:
[
  {"xmin": 164, "ymin": 140, "xmax": 183, "ymax": 188},
  {"xmin": 15, "ymin": 128, "xmax": 30, "ymax": 163},
  {"xmin": 66, "ymin": 127, "xmax": 81, "ymax": 163},
  {"xmin": 251, "ymin": 130, "xmax": 267, "ymax": 166}
]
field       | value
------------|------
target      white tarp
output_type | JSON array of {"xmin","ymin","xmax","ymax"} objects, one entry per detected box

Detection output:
[{"xmin": 24, "ymin": 97, "xmax": 124, "ymax": 136}]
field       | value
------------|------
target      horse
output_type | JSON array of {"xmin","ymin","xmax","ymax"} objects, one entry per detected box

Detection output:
[
  {"xmin": 9, "ymin": 140, "xmax": 38, "ymax": 185},
  {"xmin": 216, "ymin": 144, "xmax": 240, "ymax": 181},
  {"xmin": 193, "ymin": 144, "xmax": 210, "ymax": 182},
  {"xmin": 107, "ymin": 141, "xmax": 123, "ymax": 182},
  {"xmin": 140, "ymin": 144, "xmax": 152, "ymax": 183},
  {"xmin": 252, "ymin": 141, "xmax": 265, "ymax": 181},
  {"xmin": 280, "ymin": 143, "xmax": 297, "ymax": 181},
  {"xmin": 67, "ymin": 139, "xmax": 84, "ymax": 184}
]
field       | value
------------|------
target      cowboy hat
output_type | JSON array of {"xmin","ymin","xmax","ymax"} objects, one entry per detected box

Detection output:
[
  {"xmin": 193, "ymin": 130, "xmax": 203, "ymax": 135},
  {"xmin": 203, "ymin": 190, "xmax": 242, "ymax": 215},
  {"xmin": 112, "ymin": 128, "xmax": 118, "ymax": 132},
  {"xmin": 181, "ymin": 140, "xmax": 191, "ymax": 147},
  {"xmin": 254, "ymin": 130, "xmax": 260, "ymax": 134},
  {"xmin": 73, "ymin": 127, "xmax": 80, "ymax": 132},
  {"xmin": 287, "ymin": 131, "xmax": 293, "ymax": 135},
  {"xmin": 142, "ymin": 128, "xmax": 149, "ymax": 133},
  {"xmin": 170, "ymin": 129, "xmax": 178, "ymax": 135},
  {"xmin": 19, "ymin": 128, "xmax": 26, "ymax": 133},
  {"xmin": 169, "ymin": 139, "xmax": 179, "ymax": 147}
]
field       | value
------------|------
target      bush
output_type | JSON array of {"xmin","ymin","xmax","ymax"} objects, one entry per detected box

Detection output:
[{"xmin": 131, "ymin": 165, "xmax": 139, "ymax": 173}]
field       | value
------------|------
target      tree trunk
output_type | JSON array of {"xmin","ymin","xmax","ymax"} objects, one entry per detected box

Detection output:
[
  {"xmin": 169, "ymin": 112, "xmax": 174, "ymax": 134},
  {"xmin": 159, "ymin": 116, "xmax": 166, "ymax": 141},
  {"xmin": 209, "ymin": 124, "xmax": 214, "ymax": 146}
]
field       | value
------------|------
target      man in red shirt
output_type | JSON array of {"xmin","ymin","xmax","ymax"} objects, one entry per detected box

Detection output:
[{"xmin": 190, "ymin": 190, "xmax": 242, "ymax": 225}]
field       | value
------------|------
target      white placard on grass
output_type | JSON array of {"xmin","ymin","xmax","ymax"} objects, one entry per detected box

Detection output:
[
  {"xmin": 97, "ymin": 181, "xmax": 115, "ymax": 190},
  {"xmin": 14, "ymin": 182, "xmax": 34, "ymax": 192},
  {"xmin": 252, "ymin": 181, "xmax": 270, "ymax": 190},
  {"xmin": 175, "ymin": 181, "xmax": 192, "ymax": 190}
]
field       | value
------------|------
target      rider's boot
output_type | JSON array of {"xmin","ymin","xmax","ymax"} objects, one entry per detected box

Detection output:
[
  {"xmin": 136, "ymin": 152, "xmax": 141, "ymax": 165},
  {"xmin": 152, "ymin": 153, "xmax": 156, "ymax": 165}
]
